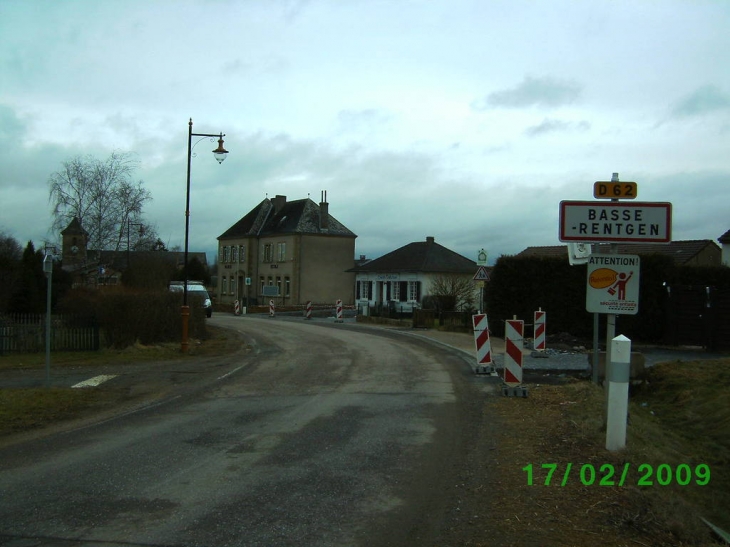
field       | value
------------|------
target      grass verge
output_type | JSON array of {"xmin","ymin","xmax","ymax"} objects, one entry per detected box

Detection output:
[
  {"xmin": 0, "ymin": 326, "xmax": 242, "ymax": 438},
  {"xmin": 484, "ymin": 358, "xmax": 730, "ymax": 546}
]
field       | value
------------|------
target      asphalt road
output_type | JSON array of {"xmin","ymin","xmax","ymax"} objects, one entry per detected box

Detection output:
[{"xmin": 0, "ymin": 315, "xmax": 500, "ymax": 547}]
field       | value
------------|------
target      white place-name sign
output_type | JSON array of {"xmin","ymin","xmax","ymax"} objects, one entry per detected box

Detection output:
[{"xmin": 559, "ymin": 201, "xmax": 672, "ymax": 243}]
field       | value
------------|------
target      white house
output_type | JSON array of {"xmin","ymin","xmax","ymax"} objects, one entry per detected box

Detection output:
[
  {"xmin": 348, "ymin": 236, "xmax": 477, "ymax": 312},
  {"xmin": 720, "ymin": 229, "xmax": 730, "ymax": 267}
]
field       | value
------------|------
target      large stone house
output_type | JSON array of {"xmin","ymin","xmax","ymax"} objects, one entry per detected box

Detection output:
[
  {"xmin": 348, "ymin": 236, "xmax": 477, "ymax": 312},
  {"xmin": 216, "ymin": 194, "xmax": 356, "ymax": 307}
]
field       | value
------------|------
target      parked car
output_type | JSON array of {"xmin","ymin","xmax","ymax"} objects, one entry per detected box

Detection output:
[{"xmin": 169, "ymin": 281, "xmax": 212, "ymax": 318}]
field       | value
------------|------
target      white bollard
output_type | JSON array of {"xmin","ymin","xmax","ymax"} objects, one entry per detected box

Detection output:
[{"xmin": 606, "ymin": 334, "xmax": 631, "ymax": 451}]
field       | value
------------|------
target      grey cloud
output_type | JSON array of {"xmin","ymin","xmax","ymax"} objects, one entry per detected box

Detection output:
[
  {"xmin": 525, "ymin": 118, "xmax": 591, "ymax": 137},
  {"xmin": 672, "ymin": 85, "xmax": 730, "ymax": 117},
  {"xmin": 471, "ymin": 76, "xmax": 582, "ymax": 111},
  {"xmin": 336, "ymin": 109, "xmax": 394, "ymax": 130}
]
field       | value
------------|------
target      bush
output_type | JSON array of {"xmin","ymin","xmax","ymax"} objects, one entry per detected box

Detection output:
[
  {"xmin": 56, "ymin": 287, "xmax": 207, "ymax": 349},
  {"xmin": 484, "ymin": 254, "xmax": 730, "ymax": 343}
]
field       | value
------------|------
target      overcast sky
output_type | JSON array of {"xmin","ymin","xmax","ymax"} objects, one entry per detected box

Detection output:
[{"xmin": 1, "ymin": 0, "xmax": 729, "ymax": 265}]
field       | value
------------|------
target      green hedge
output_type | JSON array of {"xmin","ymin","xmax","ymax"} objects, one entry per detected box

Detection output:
[
  {"xmin": 56, "ymin": 287, "xmax": 207, "ymax": 349},
  {"xmin": 485, "ymin": 255, "xmax": 730, "ymax": 343}
]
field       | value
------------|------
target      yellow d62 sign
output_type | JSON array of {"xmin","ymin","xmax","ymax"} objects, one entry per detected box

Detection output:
[{"xmin": 593, "ymin": 181, "xmax": 638, "ymax": 199}]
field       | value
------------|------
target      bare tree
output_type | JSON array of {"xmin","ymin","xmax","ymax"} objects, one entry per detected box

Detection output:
[
  {"xmin": 428, "ymin": 274, "xmax": 476, "ymax": 311},
  {"xmin": 49, "ymin": 151, "xmax": 156, "ymax": 251}
]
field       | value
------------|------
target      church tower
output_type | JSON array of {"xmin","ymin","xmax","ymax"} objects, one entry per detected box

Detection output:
[{"xmin": 61, "ymin": 217, "xmax": 88, "ymax": 265}]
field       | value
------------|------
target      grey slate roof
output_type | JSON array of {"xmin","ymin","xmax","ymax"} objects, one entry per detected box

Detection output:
[
  {"xmin": 218, "ymin": 198, "xmax": 356, "ymax": 239},
  {"xmin": 350, "ymin": 237, "xmax": 476, "ymax": 274},
  {"xmin": 517, "ymin": 240, "xmax": 721, "ymax": 265},
  {"xmin": 719, "ymin": 229, "xmax": 730, "ymax": 244}
]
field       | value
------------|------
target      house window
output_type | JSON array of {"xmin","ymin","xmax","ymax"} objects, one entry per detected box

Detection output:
[
  {"xmin": 392, "ymin": 282, "xmax": 400, "ymax": 301},
  {"xmin": 239, "ymin": 245, "xmax": 245, "ymax": 262},
  {"xmin": 360, "ymin": 281, "xmax": 370, "ymax": 300},
  {"xmin": 398, "ymin": 282, "xmax": 408, "ymax": 302},
  {"xmin": 223, "ymin": 246, "xmax": 231, "ymax": 263},
  {"xmin": 267, "ymin": 276, "xmax": 273, "ymax": 287},
  {"xmin": 260, "ymin": 276, "xmax": 265, "ymax": 293},
  {"xmin": 285, "ymin": 276, "xmax": 290, "ymax": 297},
  {"xmin": 231, "ymin": 245, "xmax": 238, "ymax": 263},
  {"xmin": 222, "ymin": 276, "xmax": 228, "ymax": 295},
  {"xmin": 263, "ymin": 244, "xmax": 273, "ymax": 263},
  {"xmin": 277, "ymin": 242, "xmax": 286, "ymax": 262},
  {"xmin": 276, "ymin": 276, "xmax": 282, "ymax": 295},
  {"xmin": 408, "ymin": 281, "xmax": 421, "ymax": 302}
]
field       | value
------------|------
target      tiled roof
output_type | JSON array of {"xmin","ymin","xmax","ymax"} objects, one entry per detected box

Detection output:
[
  {"xmin": 218, "ymin": 197, "xmax": 356, "ymax": 239},
  {"xmin": 517, "ymin": 240, "xmax": 721, "ymax": 265},
  {"xmin": 350, "ymin": 237, "xmax": 476, "ymax": 274},
  {"xmin": 719, "ymin": 229, "xmax": 730, "ymax": 244}
]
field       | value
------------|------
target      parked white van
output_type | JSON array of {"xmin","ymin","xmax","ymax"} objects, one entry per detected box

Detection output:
[{"xmin": 169, "ymin": 281, "xmax": 212, "ymax": 317}]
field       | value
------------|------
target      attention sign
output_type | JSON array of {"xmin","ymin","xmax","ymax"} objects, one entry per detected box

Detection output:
[
  {"xmin": 586, "ymin": 254, "xmax": 640, "ymax": 315},
  {"xmin": 559, "ymin": 201, "xmax": 672, "ymax": 243}
]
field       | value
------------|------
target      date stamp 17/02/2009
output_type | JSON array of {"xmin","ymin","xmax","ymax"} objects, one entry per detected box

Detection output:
[{"xmin": 522, "ymin": 463, "xmax": 711, "ymax": 487}]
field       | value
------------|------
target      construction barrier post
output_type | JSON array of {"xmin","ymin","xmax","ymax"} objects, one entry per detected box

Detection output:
[
  {"xmin": 234, "ymin": 300, "xmax": 240, "ymax": 316},
  {"xmin": 472, "ymin": 313, "xmax": 494, "ymax": 374},
  {"xmin": 335, "ymin": 299, "xmax": 343, "ymax": 323},
  {"xmin": 269, "ymin": 299, "xmax": 275, "ymax": 318},
  {"xmin": 304, "ymin": 301, "xmax": 313, "ymax": 320},
  {"xmin": 606, "ymin": 335, "xmax": 631, "ymax": 451},
  {"xmin": 532, "ymin": 308, "xmax": 547, "ymax": 358},
  {"xmin": 503, "ymin": 318, "xmax": 528, "ymax": 397}
]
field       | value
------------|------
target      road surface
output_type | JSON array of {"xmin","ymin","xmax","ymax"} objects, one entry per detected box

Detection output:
[{"xmin": 0, "ymin": 315, "xmax": 499, "ymax": 547}]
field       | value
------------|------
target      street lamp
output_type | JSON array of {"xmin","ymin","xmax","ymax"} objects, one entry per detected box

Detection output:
[
  {"xmin": 43, "ymin": 248, "xmax": 55, "ymax": 387},
  {"xmin": 182, "ymin": 118, "xmax": 228, "ymax": 353}
]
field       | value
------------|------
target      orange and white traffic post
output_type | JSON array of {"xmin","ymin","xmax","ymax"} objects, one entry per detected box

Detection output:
[
  {"xmin": 304, "ymin": 301, "xmax": 313, "ymax": 320},
  {"xmin": 472, "ymin": 313, "xmax": 494, "ymax": 374},
  {"xmin": 503, "ymin": 318, "xmax": 528, "ymax": 397},
  {"xmin": 335, "ymin": 299, "xmax": 343, "ymax": 323},
  {"xmin": 269, "ymin": 299, "xmax": 275, "ymax": 318},
  {"xmin": 534, "ymin": 309, "xmax": 546, "ymax": 352}
]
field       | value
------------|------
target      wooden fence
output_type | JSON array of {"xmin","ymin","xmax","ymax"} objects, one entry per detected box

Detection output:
[{"xmin": 0, "ymin": 314, "xmax": 100, "ymax": 354}]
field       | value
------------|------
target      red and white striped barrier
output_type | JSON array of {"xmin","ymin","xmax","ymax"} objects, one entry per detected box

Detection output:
[
  {"xmin": 504, "ymin": 319, "xmax": 524, "ymax": 386},
  {"xmin": 269, "ymin": 299, "xmax": 275, "ymax": 317},
  {"xmin": 534, "ymin": 309, "xmax": 546, "ymax": 351},
  {"xmin": 472, "ymin": 313, "xmax": 494, "ymax": 373},
  {"xmin": 335, "ymin": 299, "xmax": 343, "ymax": 322},
  {"xmin": 305, "ymin": 301, "xmax": 313, "ymax": 320},
  {"xmin": 234, "ymin": 300, "xmax": 240, "ymax": 315}
]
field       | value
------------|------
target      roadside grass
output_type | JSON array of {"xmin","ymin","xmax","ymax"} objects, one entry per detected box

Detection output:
[
  {"xmin": 0, "ymin": 326, "xmax": 242, "ymax": 438},
  {"xmin": 488, "ymin": 357, "xmax": 730, "ymax": 546},
  {"xmin": 0, "ymin": 387, "xmax": 110, "ymax": 436},
  {"xmin": 0, "ymin": 325, "xmax": 238, "ymax": 370}
]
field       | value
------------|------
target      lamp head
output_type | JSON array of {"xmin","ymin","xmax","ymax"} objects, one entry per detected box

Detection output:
[{"xmin": 213, "ymin": 133, "xmax": 229, "ymax": 164}]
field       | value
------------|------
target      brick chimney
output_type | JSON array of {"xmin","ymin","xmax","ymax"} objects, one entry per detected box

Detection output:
[
  {"xmin": 319, "ymin": 191, "xmax": 329, "ymax": 230},
  {"xmin": 272, "ymin": 194, "xmax": 287, "ymax": 214},
  {"xmin": 426, "ymin": 236, "xmax": 435, "ymax": 244}
]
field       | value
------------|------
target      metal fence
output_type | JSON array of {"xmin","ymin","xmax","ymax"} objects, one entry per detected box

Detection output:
[{"xmin": 0, "ymin": 313, "xmax": 100, "ymax": 354}]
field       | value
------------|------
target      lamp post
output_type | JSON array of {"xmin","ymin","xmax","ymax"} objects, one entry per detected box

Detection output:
[
  {"xmin": 43, "ymin": 249, "xmax": 54, "ymax": 387},
  {"xmin": 182, "ymin": 118, "xmax": 228, "ymax": 353}
]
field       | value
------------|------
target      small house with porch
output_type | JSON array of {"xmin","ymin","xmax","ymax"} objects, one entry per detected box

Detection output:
[{"xmin": 348, "ymin": 236, "xmax": 477, "ymax": 313}]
